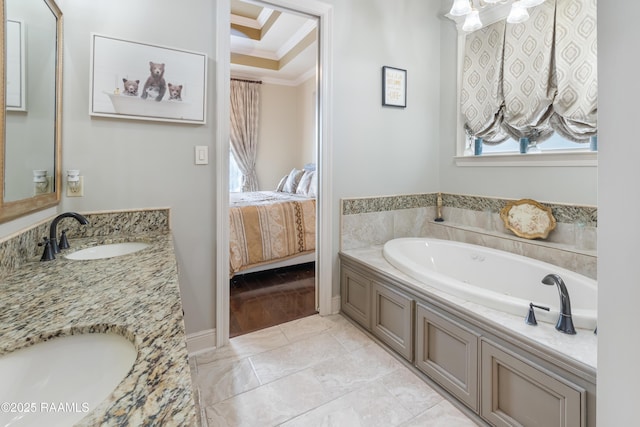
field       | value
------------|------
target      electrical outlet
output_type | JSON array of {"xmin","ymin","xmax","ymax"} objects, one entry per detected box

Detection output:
[{"xmin": 67, "ymin": 176, "xmax": 84, "ymax": 197}]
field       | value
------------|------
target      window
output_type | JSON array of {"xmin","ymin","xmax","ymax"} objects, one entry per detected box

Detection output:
[
  {"xmin": 454, "ymin": 0, "xmax": 597, "ymax": 165},
  {"xmin": 229, "ymin": 152, "xmax": 242, "ymax": 192},
  {"xmin": 479, "ymin": 133, "xmax": 592, "ymax": 155}
]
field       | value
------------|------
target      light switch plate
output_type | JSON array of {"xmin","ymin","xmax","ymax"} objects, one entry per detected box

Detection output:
[{"xmin": 195, "ymin": 146, "xmax": 208, "ymax": 165}]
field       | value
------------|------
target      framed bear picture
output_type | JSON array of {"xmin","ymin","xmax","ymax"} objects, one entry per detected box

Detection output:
[{"xmin": 89, "ymin": 34, "xmax": 207, "ymax": 124}]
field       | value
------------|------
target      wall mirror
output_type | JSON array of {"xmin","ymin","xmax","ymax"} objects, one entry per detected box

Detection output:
[{"xmin": 0, "ymin": 0, "xmax": 62, "ymax": 223}]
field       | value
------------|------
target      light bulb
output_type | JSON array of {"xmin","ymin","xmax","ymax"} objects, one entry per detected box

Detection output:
[
  {"xmin": 507, "ymin": 1, "xmax": 529, "ymax": 24},
  {"xmin": 449, "ymin": 0, "xmax": 472, "ymax": 16},
  {"xmin": 462, "ymin": 9, "xmax": 482, "ymax": 32}
]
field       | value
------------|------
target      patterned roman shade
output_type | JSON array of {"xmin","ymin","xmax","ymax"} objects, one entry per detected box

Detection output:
[
  {"xmin": 551, "ymin": 0, "xmax": 598, "ymax": 142},
  {"xmin": 502, "ymin": 0, "xmax": 556, "ymax": 142},
  {"xmin": 461, "ymin": 0, "xmax": 597, "ymax": 145},
  {"xmin": 461, "ymin": 20, "xmax": 509, "ymax": 143}
]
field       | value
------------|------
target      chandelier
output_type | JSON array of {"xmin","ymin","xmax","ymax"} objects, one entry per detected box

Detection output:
[{"xmin": 449, "ymin": 0, "xmax": 546, "ymax": 32}]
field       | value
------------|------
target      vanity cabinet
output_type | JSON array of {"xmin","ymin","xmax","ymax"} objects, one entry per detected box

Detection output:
[
  {"xmin": 371, "ymin": 282, "xmax": 414, "ymax": 361},
  {"xmin": 339, "ymin": 255, "xmax": 595, "ymax": 427},
  {"xmin": 415, "ymin": 303, "xmax": 479, "ymax": 411},
  {"xmin": 340, "ymin": 265, "xmax": 372, "ymax": 329},
  {"xmin": 480, "ymin": 340, "xmax": 585, "ymax": 427},
  {"xmin": 341, "ymin": 265, "xmax": 414, "ymax": 361}
]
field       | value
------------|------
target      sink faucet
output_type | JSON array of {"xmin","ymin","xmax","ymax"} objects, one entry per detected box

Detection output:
[
  {"xmin": 541, "ymin": 273, "xmax": 576, "ymax": 335},
  {"xmin": 48, "ymin": 212, "xmax": 90, "ymax": 255}
]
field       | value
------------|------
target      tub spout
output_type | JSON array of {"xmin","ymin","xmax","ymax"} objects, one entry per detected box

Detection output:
[{"xmin": 542, "ymin": 273, "xmax": 576, "ymax": 335}]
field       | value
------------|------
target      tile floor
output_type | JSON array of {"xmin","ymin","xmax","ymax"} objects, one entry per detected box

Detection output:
[{"xmin": 190, "ymin": 314, "xmax": 479, "ymax": 426}]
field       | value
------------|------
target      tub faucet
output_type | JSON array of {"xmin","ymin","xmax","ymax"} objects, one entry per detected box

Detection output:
[
  {"xmin": 48, "ymin": 212, "xmax": 90, "ymax": 256},
  {"xmin": 541, "ymin": 273, "xmax": 576, "ymax": 335}
]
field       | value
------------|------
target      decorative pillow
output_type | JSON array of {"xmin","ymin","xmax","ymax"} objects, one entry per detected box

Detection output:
[
  {"xmin": 296, "ymin": 170, "xmax": 313, "ymax": 196},
  {"xmin": 276, "ymin": 174, "xmax": 288, "ymax": 192},
  {"xmin": 282, "ymin": 168, "xmax": 304, "ymax": 193},
  {"xmin": 306, "ymin": 171, "xmax": 317, "ymax": 198}
]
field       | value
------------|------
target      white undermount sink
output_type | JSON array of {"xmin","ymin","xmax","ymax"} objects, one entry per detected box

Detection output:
[
  {"xmin": 0, "ymin": 333, "xmax": 137, "ymax": 426},
  {"xmin": 64, "ymin": 242, "xmax": 149, "ymax": 260}
]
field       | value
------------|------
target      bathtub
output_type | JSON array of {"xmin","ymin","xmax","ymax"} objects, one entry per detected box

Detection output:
[{"xmin": 382, "ymin": 238, "xmax": 597, "ymax": 330}]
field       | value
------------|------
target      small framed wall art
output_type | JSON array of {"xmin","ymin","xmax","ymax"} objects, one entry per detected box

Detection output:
[{"xmin": 382, "ymin": 66, "xmax": 406, "ymax": 108}]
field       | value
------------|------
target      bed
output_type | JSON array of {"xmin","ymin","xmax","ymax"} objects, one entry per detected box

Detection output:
[{"xmin": 229, "ymin": 167, "xmax": 317, "ymax": 276}]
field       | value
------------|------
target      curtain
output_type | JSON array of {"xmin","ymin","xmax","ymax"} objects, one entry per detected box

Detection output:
[
  {"xmin": 550, "ymin": 0, "xmax": 598, "ymax": 142},
  {"xmin": 461, "ymin": 0, "xmax": 597, "ymax": 145},
  {"xmin": 230, "ymin": 80, "xmax": 260, "ymax": 192},
  {"xmin": 502, "ymin": 0, "xmax": 556, "ymax": 142},
  {"xmin": 461, "ymin": 20, "xmax": 509, "ymax": 144}
]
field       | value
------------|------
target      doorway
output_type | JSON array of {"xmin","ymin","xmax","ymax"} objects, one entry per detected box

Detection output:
[{"xmin": 215, "ymin": 0, "xmax": 333, "ymax": 347}]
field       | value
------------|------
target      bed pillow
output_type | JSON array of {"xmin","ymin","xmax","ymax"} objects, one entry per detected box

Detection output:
[
  {"xmin": 276, "ymin": 174, "xmax": 288, "ymax": 192},
  {"xmin": 282, "ymin": 168, "xmax": 304, "ymax": 193},
  {"xmin": 296, "ymin": 170, "xmax": 313, "ymax": 196},
  {"xmin": 306, "ymin": 171, "xmax": 317, "ymax": 197}
]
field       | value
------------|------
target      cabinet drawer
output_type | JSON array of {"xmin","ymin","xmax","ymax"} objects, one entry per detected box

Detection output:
[
  {"xmin": 481, "ymin": 340, "xmax": 585, "ymax": 427},
  {"xmin": 340, "ymin": 266, "xmax": 371, "ymax": 329},
  {"xmin": 415, "ymin": 304, "xmax": 479, "ymax": 411},
  {"xmin": 371, "ymin": 282, "xmax": 414, "ymax": 361}
]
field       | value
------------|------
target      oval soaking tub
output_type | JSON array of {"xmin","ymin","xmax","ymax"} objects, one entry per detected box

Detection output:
[{"xmin": 383, "ymin": 238, "xmax": 597, "ymax": 330}]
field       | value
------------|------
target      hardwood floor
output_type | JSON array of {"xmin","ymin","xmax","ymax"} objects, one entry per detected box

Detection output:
[{"xmin": 229, "ymin": 262, "xmax": 317, "ymax": 338}]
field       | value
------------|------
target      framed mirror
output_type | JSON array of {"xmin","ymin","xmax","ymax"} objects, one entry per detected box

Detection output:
[{"xmin": 0, "ymin": 0, "xmax": 62, "ymax": 223}]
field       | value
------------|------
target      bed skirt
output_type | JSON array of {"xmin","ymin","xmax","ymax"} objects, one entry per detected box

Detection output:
[{"xmin": 229, "ymin": 198, "xmax": 316, "ymax": 276}]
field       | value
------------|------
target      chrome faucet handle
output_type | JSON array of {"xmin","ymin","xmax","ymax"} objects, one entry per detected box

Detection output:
[{"xmin": 525, "ymin": 302, "xmax": 550, "ymax": 326}]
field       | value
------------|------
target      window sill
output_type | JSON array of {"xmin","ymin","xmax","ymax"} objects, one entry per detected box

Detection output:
[{"xmin": 454, "ymin": 151, "xmax": 597, "ymax": 167}]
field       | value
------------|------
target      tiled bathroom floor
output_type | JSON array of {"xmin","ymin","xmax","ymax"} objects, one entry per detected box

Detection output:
[{"xmin": 190, "ymin": 314, "xmax": 479, "ymax": 426}]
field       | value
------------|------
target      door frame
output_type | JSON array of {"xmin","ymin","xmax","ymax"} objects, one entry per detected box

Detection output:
[{"xmin": 215, "ymin": 0, "xmax": 334, "ymax": 347}]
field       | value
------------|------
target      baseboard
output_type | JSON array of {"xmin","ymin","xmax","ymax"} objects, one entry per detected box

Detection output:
[
  {"xmin": 331, "ymin": 295, "xmax": 341, "ymax": 314},
  {"xmin": 186, "ymin": 328, "xmax": 216, "ymax": 356}
]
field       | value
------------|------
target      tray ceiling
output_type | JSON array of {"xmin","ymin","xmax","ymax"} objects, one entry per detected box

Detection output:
[{"xmin": 231, "ymin": 0, "xmax": 317, "ymax": 85}]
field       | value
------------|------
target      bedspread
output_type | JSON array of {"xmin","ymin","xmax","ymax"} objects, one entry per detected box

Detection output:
[{"xmin": 229, "ymin": 197, "xmax": 316, "ymax": 275}]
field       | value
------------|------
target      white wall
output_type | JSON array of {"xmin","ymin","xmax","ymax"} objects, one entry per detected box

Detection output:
[
  {"xmin": 597, "ymin": 3, "xmax": 640, "ymax": 424},
  {"xmin": 56, "ymin": 0, "xmax": 217, "ymax": 334},
  {"xmin": 325, "ymin": 0, "xmax": 443, "ymax": 294}
]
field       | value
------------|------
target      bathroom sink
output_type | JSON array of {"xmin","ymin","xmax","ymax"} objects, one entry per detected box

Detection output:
[
  {"xmin": 0, "ymin": 333, "xmax": 136, "ymax": 426},
  {"xmin": 65, "ymin": 242, "xmax": 149, "ymax": 260}
]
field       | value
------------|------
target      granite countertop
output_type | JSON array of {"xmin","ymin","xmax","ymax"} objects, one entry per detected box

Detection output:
[
  {"xmin": 341, "ymin": 245, "xmax": 597, "ymax": 374},
  {"xmin": 0, "ymin": 231, "xmax": 197, "ymax": 426}
]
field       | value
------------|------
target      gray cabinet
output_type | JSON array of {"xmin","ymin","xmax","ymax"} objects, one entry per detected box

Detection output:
[
  {"xmin": 481, "ymin": 340, "xmax": 585, "ymax": 427},
  {"xmin": 371, "ymin": 282, "xmax": 414, "ymax": 361},
  {"xmin": 340, "ymin": 265, "xmax": 371, "ymax": 329},
  {"xmin": 339, "ymin": 256, "xmax": 594, "ymax": 427},
  {"xmin": 415, "ymin": 303, "xmax": 479, "ymax": 412}
]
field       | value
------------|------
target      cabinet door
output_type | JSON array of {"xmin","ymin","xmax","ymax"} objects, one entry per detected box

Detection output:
[
  {"xmin": 371, "ymin": 282, "xmax": 414, "ymax": 361},
  {"xmin": 481, "ymin": 340, "xmax": 585, "ymax": 427},
  {"xmin": 340, "ymin": 266, "xmax": 371, "ymax": 329},
  {"xmin": 415, "ymin": 304, "xmax": 479, "ymax": 411}
]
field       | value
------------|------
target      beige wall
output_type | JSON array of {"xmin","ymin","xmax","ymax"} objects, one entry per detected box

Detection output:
[{"xmin": 255, "ymin": 77, "xmax": 316, "ymax": 190}]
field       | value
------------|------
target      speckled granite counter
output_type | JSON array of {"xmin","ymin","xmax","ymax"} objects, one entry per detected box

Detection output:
[
  {"xmin": 341, "ymin": 245, "xmax": 597, "ymax": 375},
  {"xmin": 0, "ymin": 230, "xmax": 197, "ymax": 426}
]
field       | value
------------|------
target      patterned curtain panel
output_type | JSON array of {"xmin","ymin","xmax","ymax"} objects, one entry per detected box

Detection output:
[
  {"xmin": 461, "ymin": 21, "xmax": 509, "ymax": 144},
  {"xmin": 461, "ymin": 0, "xmax": 598, "ymax": 145},
  {"xmin": 502, "ymin": 0, "xmax": 556, "ymax": 142},
  {"xmin": 230, "ymin": 80, "xmax": 260, "ymax": 192},
  {"xmin": 550, "ymin": 0, "xmax": 598, "ymax": 142}
]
